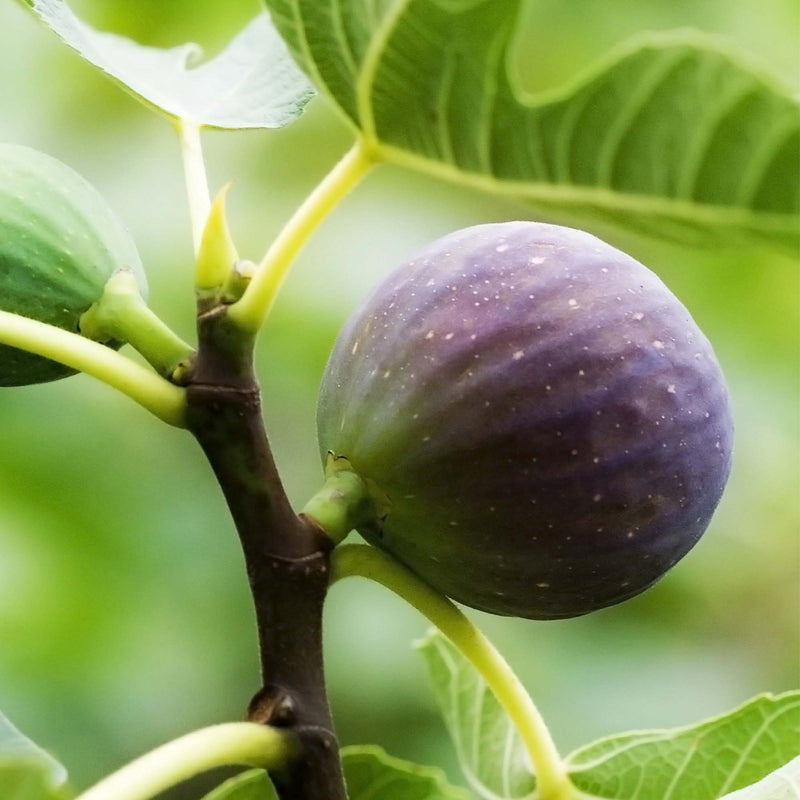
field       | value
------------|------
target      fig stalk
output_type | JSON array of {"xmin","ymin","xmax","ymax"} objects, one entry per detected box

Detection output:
[
  {"xmin": 80, "ymin": 270, "xmax": 195, "ymax": 381},
  {"xmin": 301, "ymin": 453, "xmax": 387, "ymax": 545}
]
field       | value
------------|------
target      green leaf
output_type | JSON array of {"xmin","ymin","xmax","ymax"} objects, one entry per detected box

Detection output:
[
  {"xmin": 264, "ymin": 0, "xmax": 799, "ymax": 253},
  {"xmin": 341, "ymin": 745, "xmax": 472, "ymax": 799},
  {"xmin": 27, "ymin": 0, "xmax": 314, "ymax": 128},
  {"xmin": 417, "ymin": 629, "xmax": 536, "ymax": 799},
  {"xmin": 567, "ymin": 692, "xmax": 800, "ymax": 800},
  {"xmin": 720, "ymin": 756, "xmax": 800, "ymax": 800},
  {"xmin": 0, "ymin": 710, "xmax": 69, "ymax": 800},
  {"xmin": 201, "ymin": 769, "xmax": 277, "ymax": 800},
  {"xmin": 418, "ymin": 627, "xmax": 800, "ymax": 800}
]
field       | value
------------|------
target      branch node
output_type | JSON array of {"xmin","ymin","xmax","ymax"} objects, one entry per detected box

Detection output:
[{"xmin": 248, "ymin": 685, "xmax": 298, "ymax": 728}]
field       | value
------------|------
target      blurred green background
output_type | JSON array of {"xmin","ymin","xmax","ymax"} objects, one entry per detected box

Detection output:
[{"xmin": 0, "ymin": 0, "xmax": 798, "ymax": 795}]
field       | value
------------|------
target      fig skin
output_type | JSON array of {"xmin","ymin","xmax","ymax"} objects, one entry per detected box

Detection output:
[
  {"xmin": 0, "ymin": 144, "xmax": 146, "ymax": 385},
  {"xmin": 318, "ymin": 222, "xmax": 733, "ymax": 620}
]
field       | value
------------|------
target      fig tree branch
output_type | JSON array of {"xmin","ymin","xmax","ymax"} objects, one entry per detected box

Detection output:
[{"xmin": 186, "ymin": 307, "xmax": 347, "ymax": 799}]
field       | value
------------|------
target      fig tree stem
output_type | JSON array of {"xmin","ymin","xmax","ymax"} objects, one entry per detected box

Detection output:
[
  {"xmin": 175, "ymin": 119, "xmax": 212, "ymax": 257},
  {"xmin": 75, "ymin": 723, "xmax": 297, "ymax": 800},
  {"xmin": 330, "ymin": 544, "xmax": 574, "ymax": 800},
  {"xmin": 186, "ymin": 308, "xmax": 347, "ymax": 800},
  {"xmin": 0, "ymin": 309, "xmax": 187, "ymax": 426},
  {"xmin": 228, "ymin": 139, "xmax": 374, "ymax": 335}
]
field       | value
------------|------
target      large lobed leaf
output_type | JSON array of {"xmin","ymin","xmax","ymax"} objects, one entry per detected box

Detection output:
[
  {"xmin": 24, "ymin": 0, "xmax": 314, "ymax": 129},
  {"xmin": 263, "ymin": 0, "xmax": 799, "ymax": 253},
  {"xmin": 0, "ymin": 710, "xmax": 69, "ymax": 800},
  {"xmin": 419, "ymin": 629, "xmax": 800, "ymax": 800}
]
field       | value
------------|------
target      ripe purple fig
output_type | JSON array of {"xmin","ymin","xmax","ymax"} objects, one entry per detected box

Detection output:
[{"xmin": 317, "ymin": 222, "xmax": 733, "ymax": 619}]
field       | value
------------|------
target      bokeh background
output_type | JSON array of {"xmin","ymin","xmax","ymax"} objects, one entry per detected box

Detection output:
[{"xmin": 0, "ymin": 0, "xmax": 798, "ymax": 795}]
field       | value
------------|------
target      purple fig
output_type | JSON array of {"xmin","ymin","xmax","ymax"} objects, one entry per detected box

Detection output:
[{"xmin": 317, "ymin": 222, "xmax": 733, "ymax": 619}]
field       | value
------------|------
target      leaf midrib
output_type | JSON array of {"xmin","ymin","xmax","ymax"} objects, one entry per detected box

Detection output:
[
  {"xmin": 355, "ymin": 0, "xmax": 413, "ymax": 142},
  {"xmin": 375, "ymin": 142, "xmax": 798, "ymax": 234}
]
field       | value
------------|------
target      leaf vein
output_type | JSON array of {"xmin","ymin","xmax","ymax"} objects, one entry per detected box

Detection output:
[
  {"xmin": 675, "ymin": 72, "xmax": 759, "ymax": 200},
  {"xmin": 716, "ymin": 701, "xmax": 800, "ymax": 796},
  {"xmin": 596, "ymin": 47, "xmax": 692, "ymax": 189}
]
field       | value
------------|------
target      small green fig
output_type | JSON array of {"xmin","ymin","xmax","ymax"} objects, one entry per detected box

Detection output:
[
  {"xmin": 0, "ymin": 143, "xmax": 146, "ymax": 385},
  {"xmin": 317, "ymin": 222, "xmax": 734, "ymax": 619}
]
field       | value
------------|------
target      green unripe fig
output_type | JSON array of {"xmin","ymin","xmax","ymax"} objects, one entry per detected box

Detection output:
[
  {"xmin": 0, "ymin": 143, "xmax": 147, "ymax": 385},
  {"xmin": 317, "ymin": 222, "xmax": 734, "ymax": 620}
]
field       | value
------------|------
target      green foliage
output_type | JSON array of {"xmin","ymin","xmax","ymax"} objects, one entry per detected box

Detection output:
[
  {"xmin": 264, "ymin": 0, "xmax": 799, "ymax": 253},
  {"xmin": 418, "ymin": 629, "xmax": 537, "ymax": 798},
  {"xmin": 201, "ymin": 769, "xmax": 277, "ymax": 800},
  {"xmin": 341, "ymin": 745, "xmax": 472, "ymax": 799},
  {"xmin": 719, "ymin": 756, "xmax": 800, "ymax": 800},
  {"xmin": 0, "ymin": 711, "xmax": 69, "ymax": 800},
  {"xmin": 25, "ymin": 0, "xmax": 314, "ymax": 128},
  {"xmin": 419, "ymin": 630, "xmax": 800, "ymax": 800},
  {"xmin": 567, "ymin": 692, "xmax": 800, "ymax": 800},
  {"xmin": 0, "ymin": 0, "xmax": 796, "ymax": 797}
]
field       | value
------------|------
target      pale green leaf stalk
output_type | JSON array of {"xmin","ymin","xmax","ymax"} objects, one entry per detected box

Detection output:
[
  {"xmin": 330, "ymin": 544, "xmax": 573, "ymax": 800},
  {"xmin": 0, "ymin": 310, "xmax": 186, "ymax": 427},
  {"xmin": 75, "ymin": 723, "xmax": 297, "ymax": 800},
  {"xmin": 177, "ymin": 119, "xmax": 212, "ymax": 256},
  {"xmin": 80, "ymin": 270, "xmax": 195, "ymax": 381},
  {"xmin": 228, "ymin": 140, "xmax": 374, "ymax": 335}
]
